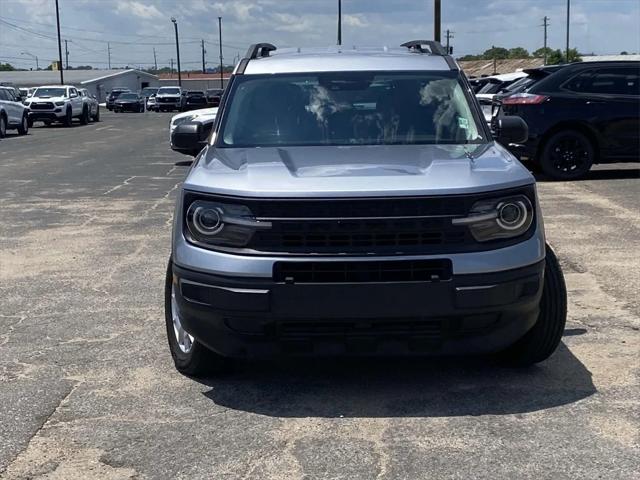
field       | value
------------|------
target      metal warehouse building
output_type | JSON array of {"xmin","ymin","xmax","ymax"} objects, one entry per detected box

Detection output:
[{"xmin": 0, "ymin": 69, "xmax": 159, "ymax": 102}]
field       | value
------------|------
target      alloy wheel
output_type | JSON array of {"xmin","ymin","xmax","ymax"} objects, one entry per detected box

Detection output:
[{"xmin": 549, "ymin": 136, "xmax": 590, "ymax": 174}]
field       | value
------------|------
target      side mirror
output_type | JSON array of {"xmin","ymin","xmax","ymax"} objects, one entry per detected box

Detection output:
[
  {"xmin": 70, "ymin": 93, "xmax": 78, "ymax": 98},
  {"xmin": 172, "ymin": 122, "xmax": 208, "ymax": 156},
  {"xmin": 495, "ymin": 116, "xmax": 528, "ymax": 145}
]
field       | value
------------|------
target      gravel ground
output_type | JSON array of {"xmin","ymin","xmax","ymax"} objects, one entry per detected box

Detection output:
[{"xmin": 0, "ymin": 111, "xmax": 638, "ymax": 479}]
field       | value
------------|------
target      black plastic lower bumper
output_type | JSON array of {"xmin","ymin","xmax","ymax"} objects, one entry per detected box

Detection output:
[
  {"xmin": 29, "ymin": 111, "xmax": 63, "ymax": 121},
  {"xmin": 172, "ymin": 260, "xmax": 545, "ymax": 358}
]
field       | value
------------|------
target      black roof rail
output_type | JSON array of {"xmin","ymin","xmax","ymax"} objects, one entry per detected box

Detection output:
[
  {"xmin": 245, "ymin": 43, "xmax": 277, "ymax": 60},
  {"xmin": 401, "ymin": 40, "xmax": 446, "ymax": 56}
]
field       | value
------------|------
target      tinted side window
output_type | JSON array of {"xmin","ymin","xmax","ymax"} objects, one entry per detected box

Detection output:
[
  {"xmin": 591, "ymin": 67, "xmax": 639, "ymax": 95},
  {"xmin": 564, "ymin": 67, "xmax": 640, "ymax": 95},
  {"xmin": 0, "ymin": 90, "xmax": 7, "ymax": 101},
  {"xmin": 563, "ymin": 70, "xmax": 594, "ymax": 93}
]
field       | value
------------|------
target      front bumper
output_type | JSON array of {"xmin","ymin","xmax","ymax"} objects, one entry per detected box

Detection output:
[
  {"xmin": 29, "ymin": 110, "xmax": 64, "ymax": 121},
  {"xmin": 172, "ymin": 259, "xmax": 544, "ymax": 358},
  {"xmin": 114, "ymin": 103, "xmax": 141, "ymax": 112}
]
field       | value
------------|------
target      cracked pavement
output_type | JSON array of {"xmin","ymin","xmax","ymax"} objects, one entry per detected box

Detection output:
[{"xmin": 0, "ymin": 111, "xmax": 638, "ymax": 479}]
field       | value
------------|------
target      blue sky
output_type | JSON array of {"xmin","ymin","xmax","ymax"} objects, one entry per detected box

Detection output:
[{"xmin": 1, "ymin": 0, "xmax": 639, "ymax": 70}]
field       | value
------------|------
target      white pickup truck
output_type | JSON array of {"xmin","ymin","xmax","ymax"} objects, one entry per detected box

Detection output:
[
  {"xmin": 25, "ymin": 85, "xmax": 88, "ymax": 127},
  {"xmin": 0, "ymin": 86, "xmax": 30, "ymax": 137}
]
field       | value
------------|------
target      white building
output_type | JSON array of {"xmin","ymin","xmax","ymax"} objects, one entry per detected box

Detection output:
[{"xmin": 0, "ymin": 69, "xmax": 159, "ymax": 102}]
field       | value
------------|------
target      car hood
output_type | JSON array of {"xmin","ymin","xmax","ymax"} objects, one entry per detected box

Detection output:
[
  {"xmin": 185, "ymin": 143, "xmax": 534, "ymax": 198},
  {"xmin": 30, "ymin": 96, "xmax": 66, "ymax": 102},
  {"xmin": 171, "ymin": 107, "xmax": 218, "ymax": 124},
  {"xmin": 157, "ymin": 94, "xmax": 181, "ymax": 98},
  {"xmin": 115, "ymin": 99, "xmax": 137, "ymax": 102}
]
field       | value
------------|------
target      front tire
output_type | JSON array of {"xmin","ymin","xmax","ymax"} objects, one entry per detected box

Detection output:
[
  {"xmin": 80, "ymin": 106, "xmax": 89, "ymax": 125},
  {"xmin": 540, "ymin": 130, "xmax": 594, "ymax": 180},
  {"xmin": 499, "ymin": 244, "xmax": 567, "ymax": 366},
  {"xmin": 93, "ymin": 106, "xmax": 100, "ymax": 122},
  {"xmin": 165, "ymin": 260, "xmax": 230, "ymax": 377},
  {"xmin": 63, "ymin": 108, "xmax": 73, "ymax": 127},
  {"xmin": 0, "ymin": 114, "xmax": 6, "ymax": 138},
  {"xmin": 17, "ymin": 113, "xmax": 29, "ymax": 135}
]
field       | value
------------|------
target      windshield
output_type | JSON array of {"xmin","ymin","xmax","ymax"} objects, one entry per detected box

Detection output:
[
  {"xmin": 141, "ymin": 88, "xmax": 158, "ymax": 95},
  {"xmin": 219, "ymin": 71, "xmax": 484, "ymax": 147},
  {"xmin": 119, "ymin": 93, "xmax": 138, "ymax": 100},
  {"xmin": 477, "ymin": 82, "xmax": 502, "ymax": 94},
  {"xmin": 159, "ymin": 88, "xmax": 180, "ymax": 95},
  {"xmin": 206, "ymin": 89, "xmax": 223, "ymax": 95},
  {"xmin": 34, "ymin": 87, "xmax": 67, "ymax": 98}
]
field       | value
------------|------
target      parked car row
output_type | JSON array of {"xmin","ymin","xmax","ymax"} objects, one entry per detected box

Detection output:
[
  {"xmin": 0, "ymin": 84, "xmax": 100, "ymax": 137},
  {"xmin": 478, "ymin": 61, "xmax": 639, "ymax": 180},
  {"xmin": 104, "ymin": 86, "xmax": 222, "ymax": 114}
]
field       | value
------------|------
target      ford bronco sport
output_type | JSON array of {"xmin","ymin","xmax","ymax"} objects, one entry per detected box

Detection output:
[{"xmin": 167, "ymin": 41, "xmax": 567, "ymax": 376}]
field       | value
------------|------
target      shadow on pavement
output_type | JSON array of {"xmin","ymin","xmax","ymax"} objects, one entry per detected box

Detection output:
[
  {"xmin": 199, "ymin": 342, "xmax": 595, "ymax": 418},
  {"xmin": 175, "ymin": 160, "xmax": 194, "ymax": 167},
  {"xmin": 534, "ymin": 168, "xmax": 640, "ymax": 182}
]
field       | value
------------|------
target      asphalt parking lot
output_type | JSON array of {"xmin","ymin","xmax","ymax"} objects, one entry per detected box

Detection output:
[{"xmin": 0, "ymin": 111, "xmax": 638, "ymax": 479}]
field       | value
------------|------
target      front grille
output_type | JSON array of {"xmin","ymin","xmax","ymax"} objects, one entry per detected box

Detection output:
[
  {"xmin": 279, "ymin": 318, "xmax": 442, "ymax": 338},
  {"xmin": 30, "ymin": 102, "xmax": 54, "ymax": 110},
  {"xmin": 158, "ymin": 97, "xmax": 176, "ymax": 103},
  {"xmin": 273, "ymin": 259, "xmax": 452, "ymax": 283},
  {"xmin": 254, "ymin": 217, "xmax": 468, "ymax": 252}
]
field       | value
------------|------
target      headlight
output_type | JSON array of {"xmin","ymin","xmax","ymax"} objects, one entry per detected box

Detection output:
[
  {"xmin": 185, "ymin": 200, "xmax": 271, "ymax": 247},
  {"xmin": 173, "ymin": 115, "xmax": 194, "ymax": 127},
  {"xmin": 452, "ymin": 195, "xmax": 534, "ymax": 242},
  {"xmin": 55, "ymin": 101, "xmax": 65, "ymax": 106}
]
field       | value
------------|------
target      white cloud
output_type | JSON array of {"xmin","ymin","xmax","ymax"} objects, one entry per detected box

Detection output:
[
  {"xmin": 343, "ymin": 14, "xmax": 368, "ymax": 28},
  {"xmin": 116, "ymin": 1, "xmax": 162, "ymax": 19}
]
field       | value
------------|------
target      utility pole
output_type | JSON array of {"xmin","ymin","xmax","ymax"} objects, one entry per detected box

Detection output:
[
  {"xmin": 171, "ymin": 17, "xmax": 182, "ymax": 86},
  {"xmin": 434, "ymin": 0, "xmax": 441, "ymax": 42},
  {"xmin": 218, "ymin": 17, "xmax": 224, "ymax": 89},
  {"xmin": 54, "ymin": 0, "xmax": 64, "ymax": 84},
  {"xmin": 565, "ymin": 0, "xmax": 571, "ymax": 63},
  {"xmin": 153, "ymin": 47, "xmax": 157, "ymax": 71},
  {"xmin": 445, "ymin": 29, "xmax": 454, "ymax": 54},
  {"xmin": 337, "ymin": 0, "xmax": 342, "ymax": 45},
  {"xmin": 201, "ymin": 39, "xmax": 206, "ymax": 74},
  {"xmin": 542, "ymin": 16, "xmax": 549, "ymax": 64},
  {"xmin": 170, "ymin": 58, "xmax": 174, "ymax": 77},
  {"xmin": 107, "ymin": 42, "xmax": 111, "ymax": 69},
  {"xmin": 64, "ymin": 39, "xmax": 69, "ymax": 70}
]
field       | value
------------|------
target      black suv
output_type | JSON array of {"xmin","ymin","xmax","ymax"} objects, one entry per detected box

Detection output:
[
  {"xmin": 500, "ymin": 61, "xmax": 639, "ymax": 180},
  {"xmin": 205, "ymin": 88, "xmax": 223, "ymax": 107},
  {"xmin": 106, "ymin": 88, "xmax": 130, "ymax": 111},
  {"xmin": 185, "ymin": 91, "xmax": 208, "ymax": 110}
]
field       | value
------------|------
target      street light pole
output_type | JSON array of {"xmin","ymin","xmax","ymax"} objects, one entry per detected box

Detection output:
[
  {"xmin": 21, "ymin": 51, "xmax": 39, "ymax": 70},
  {"xmin": 565, "ymin": 0, "xmax": 571, "ymax": 63},
  {"xmin": 434, "ymin": 0, "xmax": 441, "ymax": 42},
  {"xmin": 54, "ymin": 0, "xmax": 64, "ymax": 84},
  {"xmin": 171, "ymin": 17, "xmax": 182, "ymax": 87},
  {"xmin": 218, "ymin": 17, "xmax": 223, "ymax": 89},
  {"xmin": 337, "ymin": 0, "xmax": 342, "ymax": 45}
]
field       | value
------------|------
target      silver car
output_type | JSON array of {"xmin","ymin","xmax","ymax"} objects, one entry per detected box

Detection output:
[{"xmin": 166, "ymin": 41, "xmax": 567, "ymax": 376}]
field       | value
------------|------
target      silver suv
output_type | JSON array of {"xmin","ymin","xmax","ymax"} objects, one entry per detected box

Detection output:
[{"xmin": 166, "ymin": 41, "xmax": 567, "ymax": 376}]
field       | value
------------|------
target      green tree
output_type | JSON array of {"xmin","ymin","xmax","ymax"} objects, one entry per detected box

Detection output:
[
  {"xmin": 508, "ymin": 47, "xmax": 529, "ymax": 58},
  {"xmin": 458, "ymin": 54, "xmax": 481, "ymax": 61},
  {"xmin": 0, "ymin": 62, "xmax": 16, "ymax": 71},
  {"xmin": 547, "ymin": 48, "xmax": 582, "ymax": 65},
  {"xmin": 533, "ymin": 47, "xmax": 554, "ymax": 58},
  {"xmin": 483, "ymin": 46, "xmax": 510, "ymax": 59}
]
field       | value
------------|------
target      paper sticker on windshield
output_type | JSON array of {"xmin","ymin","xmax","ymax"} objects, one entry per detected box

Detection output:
[{"xmin": 458, "ymin": 117, "xmax": 469, "ymax": 129}]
